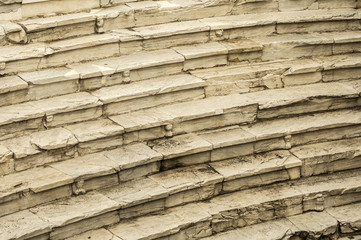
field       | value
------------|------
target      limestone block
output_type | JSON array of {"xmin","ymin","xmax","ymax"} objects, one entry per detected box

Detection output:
[
  {"xmin": 118, "ymin": 199, "xmax": 165, "ymax": 219},
  {"xmin": 66, "ymin": 228, "xmax": 122, "ymax": 240},
  {"xmin": 104, "ymin": 143, "xmax": 162, "ymax": 170},
  {"xmin": 0, "ymin": 210, "xmax": 51, "ymax": 240},
  {"xmin": 323, "ymin": 68, "xmax": 361, "ymax": 82},
  {"xmin": 291, "ymin": 137, "xmax": 361, "ymax": 177},
  {"xmin": 21, "ymin": 0, "xmax": 99, "ymax": 19},
  {"xmin": 327, "ymin": 202, "xmax": 361, "ymax": 234},
  {"xmin": 118, "ymin": 162, "xmax": 160, "ymax": 182},
  {"xmin": 165, "ymin": 184, "xmax": 222, "ymax": 208},
  {"xmin": 203, "ymin": 219, "xmax": 296, "ymax": 240},
  {"xmin": 288, "ymin": 211, "xmax": 338, "ymax": 239},
  {"xmin": 279, "ymin": 0, "xmax": 318, "ymax": 12},
  {"xmin": 30, "ymin": 128, "xmax": 78, "ymax": 151},
  {"xmin": 0, "ymin": 185, "xmax": 72, "ymax": 218},
  {"xmin": 50, "ymin": 152, "xmax": 119, "ymax": 183},
  {"xmin": 101, "ymin": 177, "xmax": 168, "ymax": 209},
  {"xmin": 97, "ymin": 5, "xmax": 135, "ymax": 30},
  {"xmin": 232, "ymin": 0, "xmax": 278, "ymax": 14},
  {"xmin": 143, "ymin": 32, "xmax": 210, "ymax": 50},
  {"xmin": 151, "ymin": 134, "xmax": 213, "ymax": 159},
  {"xmin": 283, "ymin": 72, "xmax": 322, "ymax": 86},
  {"xmin": 162, "ymin": 151, "xmax": 211, "ymax": 170},
  {"xmin": 211, "ymin": 142, "xmax": 254, "ymax": 162},
  {"xmin": 51, "ymin": 211, "xmax": 120, "ymax": 240},
  {"xmin": 318, "ymin": 0, "xmax": 356, "ymax": 9},
  {"xmin": 108, "ymin": 203, "xmax": 211, "ymax": 240},
  {"xmin": 150, "ymin": 164, "xmax": 223, "ymax": 194},
  {"xmin": 30, "ymin": 192, "xmax": 118, "ymax": 227}
]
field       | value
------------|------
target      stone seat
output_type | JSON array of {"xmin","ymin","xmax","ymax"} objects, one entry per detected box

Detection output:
[
  {"xmin": 0, "ymin": 81, "xmax": 359, "ymax": 161},
  {"xmin": 191, "ymin": 53, "xmax": 361, "ymax": 96},
  {"xmin": 1, "ymin": 110, "xmax": 361, "ymax": 217},
  {"xmin": 203, "ymin": 202, "xmax": 361, "ymax": 240},
  {"xmin": 2, "ymin": 169, "xmax": 359, "ymax": 240}
]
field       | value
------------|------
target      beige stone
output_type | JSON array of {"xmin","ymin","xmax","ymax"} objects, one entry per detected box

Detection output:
[
  {"xmin": 30, "ymin": 128, "xmax": 78, "ymax": 151},
  {"xmin": 100, "ymin": 177, "xmax": 168, "ymax": 208},
  {"xmin": 65, "ymin": 228, "xmax": 121, "ymax": 240},
  {"xmin": 151, "ymin": 134, "xmax": 213, "ymax": 159},
  {"xmin": 289, "ymin": 211, "xmax": 338, "ymax": 238},
  {"xmin": 327, "ymin": 202, "xmax": 361, "ymax": 233},
  {"xmin": 149, "ymin": 164, "xmax": 223, "ymax": 194},
  {"xmin": 30, "ymin": 192, "xmax": 118, "ymax": 227},
  {"xmin": 104, "ymin": 143, "xmax": 162, "ymax": 170},
  {"xmin": 0, "ymin": 210, "xmax": 51, "ymax": 240}
]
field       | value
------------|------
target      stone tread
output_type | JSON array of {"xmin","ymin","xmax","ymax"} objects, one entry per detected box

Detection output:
[
  {"xmin": 1, "ymin": 169, "xmax": 361, "ymax": 240},
  {"xmin": 191, "ymin": 52, "xmax": 361, "ymax": 81},
  {"xmin": 110, "ymin": 82, "xmax": 360, "ymax": 132},
  {"xmin": 2, "ymin": 130, "xmax": 361, "ymax": 220},
  {"xmin": 0, "ymin": 9, "xmax": 360, "ymax": 64},
  {"xmin": 91, "ymin": 73, "xmax": 205, "ymax": 104},
  {"xmin": 70, "ymin": 171, "xmax": 361, "ymax": 240},
  {"xmin": 0, "ymin": 91, "xmax": 102, "ymax": 126}
]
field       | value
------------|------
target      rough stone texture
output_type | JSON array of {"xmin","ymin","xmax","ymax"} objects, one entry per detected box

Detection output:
[
  {"xmin": 0, "ymin": 210, "xmax": 51, "ymax": 240},
  {"xmin": 30, "ymin": 128, "xmax": 78, "ymax": 150},
  {"xmin": 327, "ymin": 202, "xmax": 361, "ymax": 234}
]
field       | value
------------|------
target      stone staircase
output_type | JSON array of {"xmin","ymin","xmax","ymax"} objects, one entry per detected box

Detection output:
[{"xmin": 1, "ymin": 0, "xmax": 361, "ymax": 239}]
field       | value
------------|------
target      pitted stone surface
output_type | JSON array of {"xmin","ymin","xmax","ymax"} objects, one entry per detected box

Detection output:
[
  {"xmin": 30, "ymin": 192, "xmax": 118, "ymax": 227},
  {"xmin": 0, "ymin": 210, "xmax": 51, "ymax": 240},
  {"xmin": 30, "ymin": 128, "xmax": 78, "ymax": 150}
]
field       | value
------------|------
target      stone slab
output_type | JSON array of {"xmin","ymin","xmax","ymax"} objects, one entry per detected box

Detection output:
[
  {"xmin": 149, "ymin": 164, "xmax": 223, "ymax": 194},
  {"xmin": 30, "ymin": 128, "xmax": 78, "ymax": 150},
  {"xmin": 30, "ymin": 192, "xmax": 118, "ymax": 227},
  {"xmin": 65, "ymin": 119, "xmax": 124, "ymax": 143},
  {"xmin": 19, "ymin": 67, "xmax": 79, "ymax": 85},
  {"xmin": 327, "ymin": 202, "xmax": 361, "ymax": 234},
  {"xmin": 151, "ymin": 134, "xmax": 213, "ymax": 159},
  {"xmin": 0, "ymin": 75, "xmax": 27, "ymax": 94},
  {"xmin": 173, "ymin": 42, "xmax": 228, "ymax": 59},
  {"xmin": 104, "ymin": 143, "xmax": 163, "ymax": 170}
]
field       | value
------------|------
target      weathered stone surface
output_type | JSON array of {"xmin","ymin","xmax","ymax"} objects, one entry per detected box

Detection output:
[
  {"xmin": 327, "ymin": 202, "xmax": 361, "ymax": 234},
  {"xmin": 2, "ymin": 135, "xmax": 41, "ymax": 159},
  {"xmin": 174, "ymin": 42, "xmax": 228, "ymax": 59},
  {"xmin": 0, "ymin": 75, "xmax": 27, "ymax": 95},
  {"xmin": 151, "ymin": 134, "xmax": 213, "ymax": 159},
  {"xmin": 65, "ymin": 228, "xmax": 121, "ymax": 240},
  {"xmin": 30, "ymin": 192, "xmax": 118, "ymax": 227},
  {"xmin": 288, "ymin": 211, "xmax": 338, "ymax": 238},
  {"xmin": 150, "ymin": 164, "xmax": 223, "ymax": 194},
  {"xmin": 0, "ymin": 92, "xmax": 101, "ymax": 126},
  {"xmin": 30, "ymin": 128, "xmax": 78, "ymax": 150},
  {"xmin": 210, "ymin": 150, "xmax": 301, "ymax": 181},
  {"xmin": 291, "ymin": 137, "xmax": 361, "ymax": 176},
  {"xmin": 241, "ymin": 109, "xmax": 361, "ymax": 141},
  {"xmin": 50, "ymin": 152, "xmax": 119, "ymax": 180},
  {"xmin": 108, "ymin": 203, "xmax": 211, "ymax": 240},
  {"xmin": 100, "ymin": 177, "xmax": 168, "ymax": 208},
  {"xmin": 104, "ymin": 143, "xmax": 162, "ymax": 170},
  {"xmin": 0, "ymin": 166, "xmax": 73, "ymax": 203},
  {"xmin": 92, "ymin": 74, "xmax": 204, "ymax": 104},
  {"xmin": 65, "ymin": 119, "xmax": 124, "ymax": 143},
  {"xmin": 0, "ymin": 210, "xmax": 51, "ymax": 240},
  {"xmin": 200, "ymin": 127, "xmax": 256, "ymax": 149},
  {"xmin": 203, "ymin": 218, "xmax": 296, "ymax": 240}
]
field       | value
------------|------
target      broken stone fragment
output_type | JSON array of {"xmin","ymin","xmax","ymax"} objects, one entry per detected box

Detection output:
[{"xmin": 30, "ymin": 128, "xmax": 78, "ymax": 150}]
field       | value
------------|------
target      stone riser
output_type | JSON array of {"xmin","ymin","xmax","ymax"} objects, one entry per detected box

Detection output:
[{"xmin": 2, "ymin": 170, "xmax": 360, "ymax": 240}]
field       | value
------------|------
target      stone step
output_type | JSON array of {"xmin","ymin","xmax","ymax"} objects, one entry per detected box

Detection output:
[
  {"xmin": 2, "ymin": 5, "xmax": 358, "ymax": 45},
  {"xmin": 202, "ymin": 202, "xmax": 361, "ymax": 240},
  {"xmin": 0, "ymin": 82, "xmax": 359, "ymax": 172},
  {"xmin": 111, "ymin": 82, "xmax": 360, "ymax": 143},
  {"xmin": 1, "ymin": 80, "xmax": 357, "ymax": 140},
  {"xmin": 191, "ymin": 52, "xmax": 361, "ymax": 97},
  {"xmin": 2, "ymin": 115, "xmax": 361, "ymax": 217},
  {"xmin": 0, "ymin": 9, "xmax": 359, "ymax": 73},
  {"xmin": 0, "ymin": 40, "xmax": 261, "ymax": 106},
  {"xmin": 10, "ymin": 170, "xmax": 357, "ymax": 240}
]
